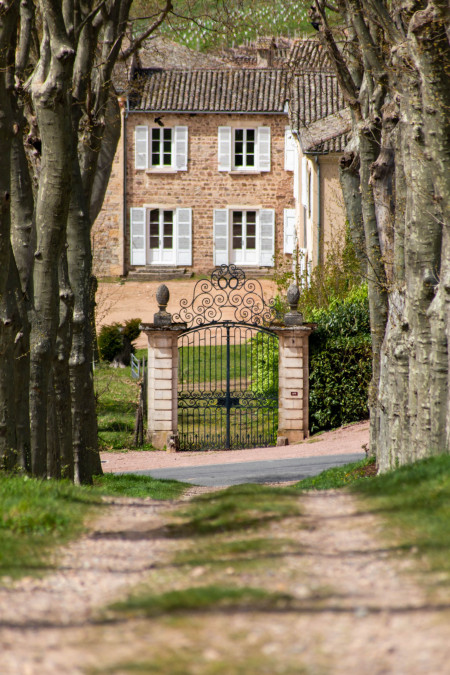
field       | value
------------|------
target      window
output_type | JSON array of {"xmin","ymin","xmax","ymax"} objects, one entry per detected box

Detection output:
[
  {"xmin": 130, "ymin": 207, "xmax": 192, "ymax": 266},
  {"xmin": 151, "ymin": 128, "xmax": 173, "ymax": 167},
  {"xmin": 213, "ymin": 208, "xmax": 275, "ymax": 267},
  {"xmin": 285, "ymin": 127, "xmax": 297, "ymax": 171},
  {"xmin": 134, "ymin": 125, "xmax": 188, "ymax": 171},
  {"xmin": 149, "ymin": 209, "xmax": 174, "ymax": 252},
  {"xmin": 232, "ymin": 211, "xmax": 257, "ymax": 252},
  {"xmin": 283, "ymin": 209, "xmax": 296, "ymax": 254},
  {"xmin": 218, "ymin": 126, "xmax": 271, "ymax": 172},
  {"xmin": 234, "ymin": 129, "xmax": 256, "ymax": 168}
]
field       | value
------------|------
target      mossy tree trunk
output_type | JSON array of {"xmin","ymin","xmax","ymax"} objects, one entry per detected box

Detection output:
[{"xmin": 314, "ymin": 0, "xmax": 450, "ymax": 469}]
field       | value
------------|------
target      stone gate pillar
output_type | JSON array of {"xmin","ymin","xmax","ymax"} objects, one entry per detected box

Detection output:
[
  {"xmin": 140, "ymin": 285, "xmax": 186, "ymax": 451},
  {"xmin": 271, "ymin": 284, "xmax": 313, "ymax": 444}
]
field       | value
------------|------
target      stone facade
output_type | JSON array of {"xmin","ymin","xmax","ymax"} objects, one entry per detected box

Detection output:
[
  {"xmin": 92, "ymin": 110, "xmax": 295, "ymax": 277},
  {"xmin": 91, "ymin": 107, "xmax": 125, "ymax": 277}
]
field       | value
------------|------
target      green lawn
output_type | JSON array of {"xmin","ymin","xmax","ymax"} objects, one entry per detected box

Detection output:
[
  {"xmin": 0, "ymin": 472, "xmax": 189, "ymax": 580},
  {"xmin": 94, "ymin": 360, "xmax": 148, "ymax": 451},
  {"xmin": 178, "ymin": 343, "xmax": 251, "ymax": 384}
]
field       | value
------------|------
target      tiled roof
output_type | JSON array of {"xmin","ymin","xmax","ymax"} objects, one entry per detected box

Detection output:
[
  {"xmin": 130, "ymin": 68, "xmax": 291, "ymax": 113},
  {"xmin": 289, "ymin": 72, "xmax": 349, "ymax": 153},
  {"xmin": 292, "ymin": 72, "xmax": 345, "ymax": 127},
  {"xmin": 288, "ymin": 39, "xmax": 333, "ymax": 71},
  {"xmin": 113, "ymin": 37, "xmax": 227, "ymax": 94},
  {"xmin": 308, "ymin": 132, "xmax": 349, "ymax": 153}
]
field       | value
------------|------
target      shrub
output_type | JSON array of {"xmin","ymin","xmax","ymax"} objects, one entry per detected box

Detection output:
[
  {"xmin": 308, "ymin": 287, "xmax": 371, "ymax": 433},
  {"xmin": 98, "ymin": 318, "xmax": 142, "ymax": 362},
  {"xmin": 123, "ymin": 318, "xmax": 141, "ymax": 343},
  {"xmin": 98, "ymin": 323, "xmax": 123, "ymax": 362}
]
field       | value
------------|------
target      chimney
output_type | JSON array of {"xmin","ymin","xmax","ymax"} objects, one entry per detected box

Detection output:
[{"xmin": 256, "ymin": 37, "xmax": 275, "ymax": 68}]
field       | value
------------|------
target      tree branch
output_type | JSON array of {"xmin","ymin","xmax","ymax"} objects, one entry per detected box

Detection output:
[
  {"xmin": 313, "ymin": 0, "xmax": 361, "ymax": 115},
  {"xmin": 120, "ymin": 0, "xmax": 172, "ymax": 60}
]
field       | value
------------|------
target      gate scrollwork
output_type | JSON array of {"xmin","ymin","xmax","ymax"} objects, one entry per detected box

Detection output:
[{"xmin": 173, "ymin": 264, "xmax": 276, "ymax": 328}]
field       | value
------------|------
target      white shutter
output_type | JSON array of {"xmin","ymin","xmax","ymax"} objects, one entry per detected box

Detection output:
[
  {"xmin": 293, "ymin": 155, "xmax": 299, "ymax": 201},
  {"xmin": 301, "ymin": 156, "xmax": 308, "ymax": 206},
  {"xmin": 213, "ymin": 209, "xmax": 229, "ymax": 265},
  {"xmin": 176, "ymin": 208, "xmax": 192, "ymax": 265},
  {"xmin": 283, "ymin": 209, "xmax": 296, "ymax": 254},
  {"xmin": 174, "ymin": 126, "xmax": 188, "ymax": 171},
  {"xmin": 130, "ymin": 208, "xmax": 146, "ymax": 265},
  {"xmin": 259, "ymin": 209, "xmax": 275, "ymax": 266},
  {"xmin": 258, "ymin": 126, "xmax": 271, "ymax": 171},
  {"xmin": 284, "ymin": 127, "xmax": 296, "ymax": 171},
  {"xmin": 135, "ymin": 126, "xmax": 148, "ymax": 169},
  {"xmin": 218, "ymin": 127, "xmax": 232, "ymax": 171}
]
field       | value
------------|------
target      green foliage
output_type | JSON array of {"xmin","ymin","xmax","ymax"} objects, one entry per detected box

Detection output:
[
  {"xmin": 149, "ymin": 1, "xmax": 313, "ymax": 53},
  {"xmin": 308, "ymin": 288, "xmax": 371, "ymax": 433},
  {"xmin": 273, "ymin": 230, "xmax": 371, "ymax": 433},
  {"xmin": 274, "ymin": 226, "xmax": 363, "ymax": 319},
  {"xmin": 123, "ymin": 317, "xmax": 142, "ymax": 343},
  {"xmin": 98, "ymin": 318, "xmax": 142, "ymax": 362},
  {"xmin": 98, "ymin": 323, "xmax": 123, "ymax": 362},
  {"xmin": 250, "ymin": 332, "xmax": 279, "ymax": 397}
]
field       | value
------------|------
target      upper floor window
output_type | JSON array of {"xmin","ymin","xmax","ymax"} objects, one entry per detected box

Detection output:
[
  {"xmin": 234, "ymin": 129, "xmax": 256, "ymax": 168},
  {"xmin": 135, "ymin": 125, "xmax": 188, "ymax": 171},
  {"xmin": 151, "ymin": 128, "xmax": 173, "ymax": 167},
  {"xmin": 218, "ymin": 126, "xmax": 271, "ymax": 172}
]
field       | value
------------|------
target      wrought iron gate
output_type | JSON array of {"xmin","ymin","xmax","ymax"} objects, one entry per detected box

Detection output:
[{"xmin": 175, "ymin": 265, "xmax": 278, "ymax": 451}]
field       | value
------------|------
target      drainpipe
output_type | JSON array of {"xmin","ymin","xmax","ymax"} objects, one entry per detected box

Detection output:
[
  {"xmin": 315, "ymin": 155, "xmax": 321, "ymax": 266},
  {"xmin": 122, "ymin": 97, "xmax": 129, "ymax": 278}
]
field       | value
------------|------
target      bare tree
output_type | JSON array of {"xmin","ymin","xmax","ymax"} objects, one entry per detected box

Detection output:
[
  {"xmin": 0, "ymin": 0, "xmax": 185, "ymax": 482},
  {"xmin": 311, "ymin": 0, "xmax": 450, "ymax": 469}
]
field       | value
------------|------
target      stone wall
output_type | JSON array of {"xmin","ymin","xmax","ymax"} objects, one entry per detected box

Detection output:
[
  {"xmin": 92, "ymin": 110, "xmax": 295, "ymax": 277},
  {"xmin": 91, "ymin": 107, "xmax": 125, "ymax": 277}
]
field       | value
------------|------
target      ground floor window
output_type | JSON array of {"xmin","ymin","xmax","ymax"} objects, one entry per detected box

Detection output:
[
  {"xmin": 148, "ymin": 208, "xmax": 174, "ymax": 263},
  {"xmin": 130, "ymin": 206, "xmax": 192, "ymax": 266},
  {"xmin": 231, "ymin": 210, "xmax": 257, "ymax": 265},
  {"xmin": 213, "ymin": 208, "xmax": 275, "ymax": 267}
]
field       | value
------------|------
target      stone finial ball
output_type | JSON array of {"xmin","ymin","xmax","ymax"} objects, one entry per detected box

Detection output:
[
  {"xmin": 287, "ymin": 283, "xmax": 300, "ymax": 310},
  {"xmin": 156, "ymin": 284, "xmax": 170, "ymax": 310}
]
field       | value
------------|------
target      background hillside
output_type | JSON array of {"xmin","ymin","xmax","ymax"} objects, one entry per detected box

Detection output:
[{"xmin": 131, "ymin": 0, "xmax": 313, "ymax": 53}]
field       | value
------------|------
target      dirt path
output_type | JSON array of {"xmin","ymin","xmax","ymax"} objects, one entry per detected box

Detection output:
[{"xmin": 1, "ymin": 485, "xmax": 449, "ymax": 674}]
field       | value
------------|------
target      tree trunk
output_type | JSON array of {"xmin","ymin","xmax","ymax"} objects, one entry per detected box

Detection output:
[{"xmin": 29, "ymin": 12, "xmax": 74, "ymax": 476}]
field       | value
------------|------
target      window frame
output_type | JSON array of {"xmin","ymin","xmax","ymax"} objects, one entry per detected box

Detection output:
[
  {"xmin": 151, "ymin": 128, "xmax": 173, "ymax": 168},
  {"xmin": 233, "ymin": 128, "xmax": 257, "ymax": 170}
]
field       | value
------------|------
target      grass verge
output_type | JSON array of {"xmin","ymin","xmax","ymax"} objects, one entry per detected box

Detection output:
[
  {"xmin": 167, "ymin": 483, "xmax": 302, "ymax": 537},
  {"xmin": 0, "ymin": 472, "xmax": 188, "ymax": 580},
  {"xmin": 93, "ymin": 472, "xmax": 189, "ymax": 500},
  {"xmin": 290, "ymin": 456, "xmax": 376, "ymax": 491},
  {"xmin": 0, "ymin": 474, "xmax": 102, "ymax": 579},
  {"xmin": 109, "ymin": 584, "xmax": 293, "ymax": 618},
  {"xmin": 352, "ymin": 454, "xmax": 450, "ymax": 581},
  {"xmin": 292, "ymin": 453, "xmax": 450, "ymax": 583}
]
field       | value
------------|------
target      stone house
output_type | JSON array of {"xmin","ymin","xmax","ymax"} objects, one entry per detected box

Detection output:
[{"xmin": 92, "ymin": 39, "xmax": 348, "ymax": 279}]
